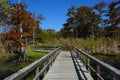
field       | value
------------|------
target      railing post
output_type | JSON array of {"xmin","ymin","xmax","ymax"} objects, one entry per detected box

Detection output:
[
  {"xmin": 113, "ymin": 76, "xmax": 118, "ymax": 80},
  {"xmin": 97, "ymin": 65, "xmax": 101, "ymax": 80},
  {"xmin": 83, "ymin": 55, "xmax": 86, "ymax": 67},
  {"xmin": 48, "ymin": 54, "xmax": 54, "ymax": 70},
  {"xmin": 35, "ymin": 66, "xmax": 40, "ymax": 80},
  {"xmin": 51, "ymin": 54, "xmax": 55, "ymax": 65},
  {"xmin": 43, "ymin": 61, "xmax": 47, "ymax": 75},
  {"xmin": 87, "ymin": 58, "xmax": 90, "ymax": 72}
]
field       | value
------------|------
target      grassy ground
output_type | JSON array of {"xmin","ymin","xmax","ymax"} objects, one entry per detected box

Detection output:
[
  {"xmin": 0, "ymin": 50, "xmax": 47, "ymax": 79},
  {"xmin": 26, "ymin": 51, "xmax": 47, "ymax": 60},
  {"xmin": 92, "ymin": 53, "xmax": 120, "ymax": 70}
]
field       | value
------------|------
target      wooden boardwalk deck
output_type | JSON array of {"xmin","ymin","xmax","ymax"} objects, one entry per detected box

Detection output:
[
  {"xmin": 43, "ymin": 51, "xmax": 93, "ymax": 80},
  {"xmin": 43, "ymin": 51, "xmax": 78, "ymax": 80}
]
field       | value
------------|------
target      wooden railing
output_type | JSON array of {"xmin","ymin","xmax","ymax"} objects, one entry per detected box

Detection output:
[
  {"xmin": 33, "ymin": 46, "xmax": 59, "ymax": 53},
  {"xmin": 4, "ymin": 47, "xmax": 61, "ymax": 80},
  {"xmin": 74, "ymin": 47, "xmax": 120, "ymax": 80}
]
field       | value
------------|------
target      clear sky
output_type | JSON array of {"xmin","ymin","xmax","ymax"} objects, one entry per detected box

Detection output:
[{"xmin": 10, "ymin": 0, "xmax": 118, "ymax": 31}]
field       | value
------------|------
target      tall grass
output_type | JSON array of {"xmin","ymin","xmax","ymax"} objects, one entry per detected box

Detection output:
[{"xmin": 39, "ymin": 38, "xmax": 120, "ymax": 54}]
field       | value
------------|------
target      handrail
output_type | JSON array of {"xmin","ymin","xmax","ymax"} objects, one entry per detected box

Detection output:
[
  {"xmin": 4, "ymin": 47, "xmax": 61, "ymax": 80},
  {"xmin": 33, "ymin": 46, "xmax": 59, "ymax": 53},
  {"xmin": 74, "ymin": 47, "xmax": 120, "ymax": 80},
  {"xmin": 33, "ymin": 46, "xmax": 59, "ymax": 50},
  {"xmin": 33, "ymin": 50, "xmax": 59, "ymax": 80}
]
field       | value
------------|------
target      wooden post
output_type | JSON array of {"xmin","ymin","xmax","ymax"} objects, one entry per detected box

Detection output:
[
  {"xmin": 83, "ymin": 56, "xmax": 86, "ymax": 67},
  {"xmin": 97, "ymin": 65, "xmax": 101, "ymax": 80},
  {"xmin": 35, "ymin": 66, "xmax": 39, "ymax": 80},
  {"xmin": 44, "ymin": 61, "xmax": 47, "ymax": 75},
  {"xmin": 84, "ymin": 56, "xmax": 86, "ymax": 67},
  {"xmin": 51, "ymin": 55, "xmax": 54, "ymax": 66},
  {"xmin": 113, "ymin": 76, "xmax": 118, "ymax": 80},
  {"xmin": 87, "ymin": 58, "xmax": 90, "ymax": 72}
]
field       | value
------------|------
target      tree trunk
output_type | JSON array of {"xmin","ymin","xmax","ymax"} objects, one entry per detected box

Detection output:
[{"xmin": 18, "ymin": 46, "xmax": 27, "ymax": 61}]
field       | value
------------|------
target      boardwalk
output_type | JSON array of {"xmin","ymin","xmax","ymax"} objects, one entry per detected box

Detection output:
[
  {"xmin": 43, "ymin": 51, "xmax": 94, "ymax": 80},
  {"xmin": 4, "ymin": 47, "xmax": 120, "ymax": 80},
  {"xmin": 43, "ymin": 51, "xmax": 78, "ymax": 80}
]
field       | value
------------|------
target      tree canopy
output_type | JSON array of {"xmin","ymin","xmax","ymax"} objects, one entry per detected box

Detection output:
[
  {"xmin": 60, "ymin": 0, "xmax": 120, "ymax": 39},
  {"xmin": 0, "ymin": 1, "xmax": 43, "ymax": 61}
]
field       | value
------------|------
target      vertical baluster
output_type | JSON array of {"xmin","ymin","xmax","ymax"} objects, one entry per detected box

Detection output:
[
  {"xmin": 83, "ymin": 55, "xmax": 85, "ymax": 66},
  {"xmin": 43, "ymin": 61, "xmax": 47, "ymax": 75},
  {"xmin": 80, "ymin": 52, "xmax": 82, "ymax": 61},
  {"xmin": 113, "ymin": 76, "xmax": 118, "ymax": 80},
  {"xmin": 49, "ymin": 54, "xmax": 54, "ymax": 69},
  {"xmin": 97, "ymin": 65, "xmax": 101, "ymax": 80},
  {"xmin": 49, "ymin": 56, "xmax": 52, "ymax": 68},
  {"xmin": 83, "ymin": 55, "xmax": 86, "ymax": 68},
  {"xmin": 35, "ymin": 66, "xmax": 39, "ymax": 80},
  {"xmin": 87, "ymin": 58, "xmax": 90, "ymax": 72},
  {"xmin": 79, "ymin": 51, "xmax": 82, "ymax": 62}
]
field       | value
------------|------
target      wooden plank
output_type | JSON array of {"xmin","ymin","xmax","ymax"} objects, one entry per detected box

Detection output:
[
  {"xmin": 43, "ymin": 51, "xmax": 78, "ymax": 80},
  {"xmin": 74, "ymin": 59, "xmax": 93, "ymax": 80}
]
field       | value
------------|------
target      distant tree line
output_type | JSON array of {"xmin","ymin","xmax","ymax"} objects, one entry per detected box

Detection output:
[
  {"xmin": 60, "ymin": 0, "xmax": 120, "ymax": 39},
  {"xmin": 35, "ymin": 28, "xmax": 58, "ymax": 44}
]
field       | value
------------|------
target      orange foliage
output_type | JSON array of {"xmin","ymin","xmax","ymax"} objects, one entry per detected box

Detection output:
[
  {"xmin": 5, "ymin": 3, "xmax": 39, "ymax": 47},
  {"xmin": 4, "ymin": 28, "xmax": 25, "ymax": 43}
]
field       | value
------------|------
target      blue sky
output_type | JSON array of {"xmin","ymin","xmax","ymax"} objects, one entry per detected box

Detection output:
[{"xmin": 10, "ymin": 0, "xmax": 118, "ymax": 31}]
